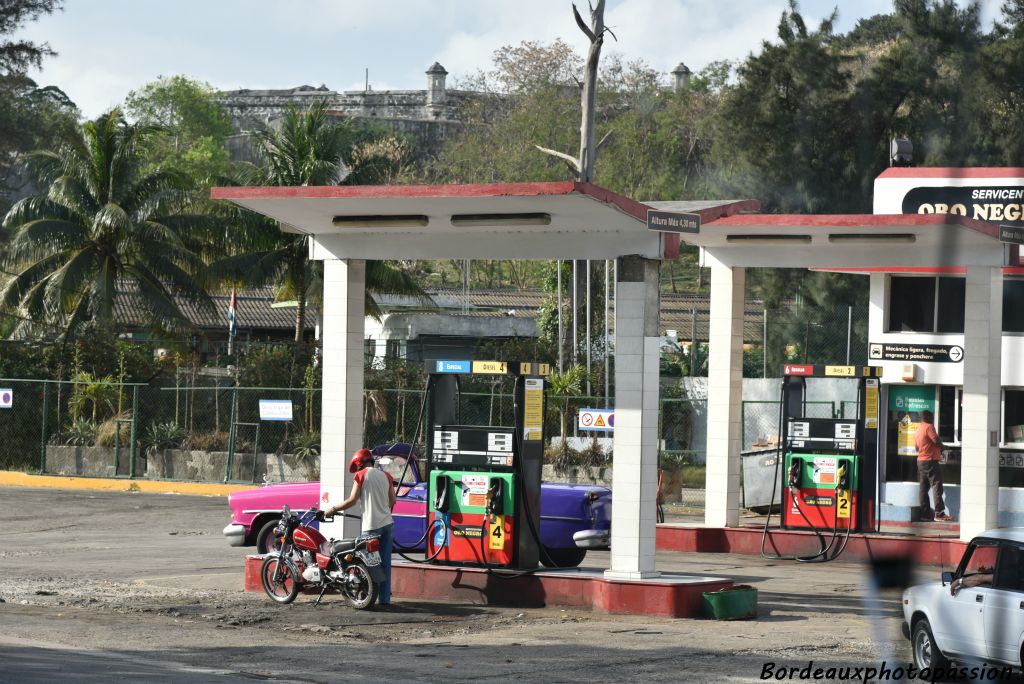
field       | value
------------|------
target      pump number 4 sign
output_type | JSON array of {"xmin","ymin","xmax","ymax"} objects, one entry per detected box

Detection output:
[{"xmin": 489, "ymin": 514, "xmax": 505, "ymax": 550}]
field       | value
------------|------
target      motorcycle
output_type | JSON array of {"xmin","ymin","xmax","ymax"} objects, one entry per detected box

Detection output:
[{"xmin": 259, "ymin": 505, "xmax": 385, "ymax": 610}]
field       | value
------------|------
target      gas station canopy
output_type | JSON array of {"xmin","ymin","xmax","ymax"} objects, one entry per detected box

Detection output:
[
  {"xmin": 689, "ymin": 213, "xmax": 1006, "ymax": 269},
  {"xmin": 212, "ymin": 182, "xmax": 756, "ymax": 261}
]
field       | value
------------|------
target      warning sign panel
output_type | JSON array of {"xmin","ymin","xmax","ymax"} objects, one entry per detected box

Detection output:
[
  {"xmin": 578, "ymin": 408, "xmax": 614, "ymax": 432},
  {"xmin": 523, "ymin": 378, "xmax": 544, "ymax": 441},
  {"xmin": 812, "ymin": 457, "xmax": 837, "ymax": 485},
  {"xmin": 461, "ymin": 474, "xmax": 489, "ymax": 508}
]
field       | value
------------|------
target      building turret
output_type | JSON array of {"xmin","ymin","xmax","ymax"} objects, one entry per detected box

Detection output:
[
  {"xmin": 671, "ymin": 62, "xmax": 692, "ymax": 92},
  {"xmin": 426, "ymin": 62, "xmax": 448, "ymax": 109}
]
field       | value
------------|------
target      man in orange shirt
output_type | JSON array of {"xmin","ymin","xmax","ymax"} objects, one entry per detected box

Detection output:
[{"xmin": 916, "ymin": 410, "xmax": 953, "ymax": 521}]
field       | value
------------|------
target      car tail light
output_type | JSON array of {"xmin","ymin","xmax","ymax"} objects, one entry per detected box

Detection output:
[
  {"xmin": 366, "ymin": 538, "xmax": 381, "ymax": 553},
  {"xmin": 587, "ymin": 492, "xmax": 601, "ymax": 502}
]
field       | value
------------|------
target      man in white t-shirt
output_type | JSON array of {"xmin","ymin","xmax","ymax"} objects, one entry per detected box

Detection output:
[{"xmin": 324, "ymin": 449, "xmax": 397, "ymax": 607}]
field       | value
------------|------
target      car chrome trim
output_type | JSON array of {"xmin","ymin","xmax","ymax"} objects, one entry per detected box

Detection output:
[
  {"xmin": 242, "ymin": 509, "xmax": 283, "ymax": 515},
  {"xmin": 393, "ymin": 513, "xmax": 426, "ymax": 519},
  {"xmin": 573, "ymin": 529, "xmax": 611, "ymax": 548},
  {"xmin": 223, "ymin": 523, "xmax": 247, "ymax": 546},
  {"xmin": 540, "ymin": 515, "xmax": 580, "ymax": 522}
]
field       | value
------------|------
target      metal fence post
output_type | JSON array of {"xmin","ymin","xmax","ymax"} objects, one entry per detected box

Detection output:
[
  {"xmin": 225, "ymin": 386, "xmax": 238, "ymax": 482},
  {"xmin": 741, "ymin": 400, "xmax": 747, "ymax": 451},
  {"xmin": 129, "ymin": 385, "xmax": 139, "ymax": 479},
  {"xmin": 39, "ymin": 381, "xmax": 49, "ymax": 472}
]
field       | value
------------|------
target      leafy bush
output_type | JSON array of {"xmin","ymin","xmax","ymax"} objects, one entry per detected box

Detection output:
[
  {"xmin": 182, "ymin": 430, "xmax": 231, "ymax": 452},
  {"xmin": 544, "ymin": 438, "xmax": 610, "ymax": 475},
  {"xmin": 145, "ymin": 421, "xmax": 185, "ymax": 454},
  {"xmin": 64, "ymin": 418, "xmax": 98, "ymax": 446},
  {"xmin": 291, "ymin": 429, "xmax": 320, "ymax": 460}
]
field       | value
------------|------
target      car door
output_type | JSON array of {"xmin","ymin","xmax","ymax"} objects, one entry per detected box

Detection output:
[
  {"xmin": 934, "ymin": 541, "xmax": 998, "ymax": 659},
  {"xmin": 983, "ymin": 543, "xmax": 1024, "ymax": 665}
]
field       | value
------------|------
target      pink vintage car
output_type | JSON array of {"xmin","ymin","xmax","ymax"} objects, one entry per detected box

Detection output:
[{"xmin": 223, "ymin": 443, "xmax": 611, "ymax": 567}]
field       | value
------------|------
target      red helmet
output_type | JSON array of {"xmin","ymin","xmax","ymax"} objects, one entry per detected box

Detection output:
[{"xmin": 349, "ymin": 448, "xmax": 374, "ymax": 473}]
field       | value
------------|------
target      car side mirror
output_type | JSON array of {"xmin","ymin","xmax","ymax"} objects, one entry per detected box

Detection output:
[{"xmin": 941, "ymin": 571, "xmax": 954, "ymax": 586}]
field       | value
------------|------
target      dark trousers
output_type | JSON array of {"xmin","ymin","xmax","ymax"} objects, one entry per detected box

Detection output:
[
  {"xmin": 364, "ymin": 523, "xmax": 393, "ymax": 604},
  {"xmin": 918, "ymin": 459, "xmax": 945, "ymax": 516}
]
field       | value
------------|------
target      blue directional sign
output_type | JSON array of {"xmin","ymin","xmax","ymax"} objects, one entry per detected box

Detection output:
[{"xmin": 435, "ymin": 359, "xmax": 472, "ymax": 374}]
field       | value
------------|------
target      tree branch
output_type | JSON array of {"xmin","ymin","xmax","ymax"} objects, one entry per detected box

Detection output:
[
  {"xmin": 534, "ymin": 145, "xmax": 581, "ymax": 175},
  {"xmin": 596, "ymin": 129, "xmax": 615, "ymax": 152},
  {"xmin": 573, "ymin": 3, "xmax": 598, "ymax": 42}
]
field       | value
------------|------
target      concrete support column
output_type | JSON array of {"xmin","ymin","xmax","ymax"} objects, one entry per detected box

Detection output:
[
  {"xmin": 606, "ymin": 256, "xmax": 660, "ymax": 579},
  {"xmin": 704, "ymin": 259, "xmax": 745, "ymax": 528},
  {"xmin": 959, "ymin": 265, "xmax": 1002, "ymax": 540},
  {"xmin": 319, "ymin": 259, "xmax": 366, "ymax": 538}
]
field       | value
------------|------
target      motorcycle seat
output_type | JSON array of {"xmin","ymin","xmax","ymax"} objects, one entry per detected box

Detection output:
[{"xmin": 332, "ymin": 539, "xmax": 357, "ymax": 554}]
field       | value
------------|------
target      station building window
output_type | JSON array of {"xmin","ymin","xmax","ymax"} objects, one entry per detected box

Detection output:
[
  {"xmin": 1004, "ymin": 279, "xmax": 1024, "ymax": 333},
  {"xmin": 887, "ymin": 276, "xmax": 965, "ymax": 333}
]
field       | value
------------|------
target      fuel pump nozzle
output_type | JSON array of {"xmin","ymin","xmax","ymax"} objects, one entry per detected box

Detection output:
[
  {"xmin": 836, "ymin": 462, "xmax": 849, "ymax": 495},
  {"xmin": 787, "ymin": 458, "xmax": 802, "ymax": 489},
  {"xmin": 486, "ymin": 478, "xmax": 505, "ymax": 516}
]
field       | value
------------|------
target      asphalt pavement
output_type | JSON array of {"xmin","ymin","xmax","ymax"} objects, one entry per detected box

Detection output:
[{"xmin": 0, "ymin": 485, "xmax": 934, "ymax": 682}]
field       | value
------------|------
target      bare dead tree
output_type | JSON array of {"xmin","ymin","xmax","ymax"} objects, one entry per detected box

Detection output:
[{"xmin": 534, "ymin": 0, "xmax": 616, "ymax": 181}]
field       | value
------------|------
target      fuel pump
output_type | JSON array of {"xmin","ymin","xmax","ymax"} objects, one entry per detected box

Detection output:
[
  {"xmin": 423, "ymin": 360, "xmax": 548, "ymax": 571},
  {"xmin": 761, "ymin": 364, "xmax": 882, "ymax": 562}
]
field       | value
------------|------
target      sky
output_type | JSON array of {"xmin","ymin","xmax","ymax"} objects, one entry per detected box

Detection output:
[{"xmin": 14, "ymin": 0, "xmax": 1004, "ymax": 117}]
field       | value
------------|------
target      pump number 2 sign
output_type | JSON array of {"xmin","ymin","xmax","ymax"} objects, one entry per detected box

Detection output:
[{"xmin": 836, "ymin": 490, "xmax": 851, "ymax": 519}]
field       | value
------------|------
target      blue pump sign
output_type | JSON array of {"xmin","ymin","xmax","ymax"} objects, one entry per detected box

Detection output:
[{"xmin": 435, "ymin": 359, "xmax": 471, "ymax": 374}]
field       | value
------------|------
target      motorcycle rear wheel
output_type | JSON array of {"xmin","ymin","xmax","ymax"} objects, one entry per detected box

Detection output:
[
  {"xmin": 261, "ymin": 555, "xmax": 300, "ymax": 604},
  {"xmin": 342, "ymin": 562, "xmax": 378, "ymax": 610}
]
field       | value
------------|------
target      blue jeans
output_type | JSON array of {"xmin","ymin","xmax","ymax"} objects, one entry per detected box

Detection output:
[{"xmin": 364, "ymin": 523, "xmax": 393, "ymax": 604}]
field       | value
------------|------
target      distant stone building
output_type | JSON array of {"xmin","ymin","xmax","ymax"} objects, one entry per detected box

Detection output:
[{"xmin": 218, "ymin": 62, "xmax": 478, "ymax": 157}]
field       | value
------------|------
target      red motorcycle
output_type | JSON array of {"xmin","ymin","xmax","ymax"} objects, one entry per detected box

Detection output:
[{"xmin": 260, "ymin": 506, "xmax": 385, "ymax": 610}]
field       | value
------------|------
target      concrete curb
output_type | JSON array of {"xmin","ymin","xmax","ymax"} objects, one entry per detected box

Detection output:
[{"xmin": 0, "ymin": 471, "xmax": 253, "ymax": 497}]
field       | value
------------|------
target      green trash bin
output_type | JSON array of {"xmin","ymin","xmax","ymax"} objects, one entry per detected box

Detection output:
[{"xmin": 702, "ymin": 585, "xmax": 757, "ymax": 620}]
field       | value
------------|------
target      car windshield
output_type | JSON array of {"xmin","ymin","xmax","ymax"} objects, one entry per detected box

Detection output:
[
  {"xmin": 379, "ymin": 456, "xmax": 417, "ymax": 487},
  {"xmin": 963, "ymin": 542, "xmax": 998, "ymax": 576}
]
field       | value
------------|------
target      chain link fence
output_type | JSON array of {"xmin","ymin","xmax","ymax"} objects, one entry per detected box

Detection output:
[{"xmin": 3, "ymin": 376, "xmax": 871, "ymax": 515}]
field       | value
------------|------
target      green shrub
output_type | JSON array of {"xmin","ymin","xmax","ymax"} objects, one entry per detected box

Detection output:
[
  {"xmin": 145, "ymin": 421, "xmax": 185, "ymax": 454},
  {"xmin": 64, "ymin": 418, "xmax": 98, "ymax": 446}
]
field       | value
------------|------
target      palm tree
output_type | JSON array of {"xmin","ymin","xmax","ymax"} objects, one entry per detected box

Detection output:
[
  {"xmin": 546, "ymin": 365, "xmax": 585, "ymax": 455},
  {"xmin": 215, "ymin": 101, "xmax": 426, "ymax": 342},
  {"xmin": 1, "ymin": 108, "xmax": 215, "ymax": 337}
]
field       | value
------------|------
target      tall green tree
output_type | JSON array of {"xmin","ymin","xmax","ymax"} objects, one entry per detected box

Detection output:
[
  {"xmin": 124, "ymin": 75, "xmax": 234, "ymax": 182},
  {"xmin": 0, "ymin": 0, "xmax": 76, "ymax": 215},
  {"xmin": 1, "ymin": 108, "xmax": 215, "ymax": 337},
  {"xmin": 0, "ymin": 0, "xmax": 61, "ymax": 76},
  {"xmin": 852, "ymin": 0, "xmax": 985, "ymax": 181},
  {"xmin": 714, "ymin": 2, "xmax": 859, "ymax": 213},
  {"xmin": 215, "ymin": 101, "xmax": 425, "ymax": 342}
]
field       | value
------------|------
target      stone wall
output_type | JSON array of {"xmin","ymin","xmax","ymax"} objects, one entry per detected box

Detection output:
[{"xmin": 46, "ymin": 445, "xmax": 318, "ymax": 483}]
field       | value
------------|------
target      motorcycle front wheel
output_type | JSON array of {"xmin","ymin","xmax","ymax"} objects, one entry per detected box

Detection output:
[
  {"xmin": 342, "ymin": 562, "xmax": 378, "ymax": 610},
  {"xmin": 260, "ymin": 555, "xmax": 300, "ymax": 604}
]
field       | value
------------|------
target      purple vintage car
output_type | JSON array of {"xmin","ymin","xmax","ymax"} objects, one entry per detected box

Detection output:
[{"xmin": 223, "ymin": 443, "xmax": 611, "ymax": 567}]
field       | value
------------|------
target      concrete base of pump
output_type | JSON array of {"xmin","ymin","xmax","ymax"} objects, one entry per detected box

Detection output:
[
  {"xmin": 655, "ymin": 524, "xmax": 965, "ymax": 566},
  {"xmin": 243, "ymin": 556, "xmax": 732, "ymax": 618}
]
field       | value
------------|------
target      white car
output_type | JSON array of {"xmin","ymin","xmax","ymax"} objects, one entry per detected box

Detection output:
[{"xmin": 903, "ymin": 528, "xmax": 1024, "ymax": 672}]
